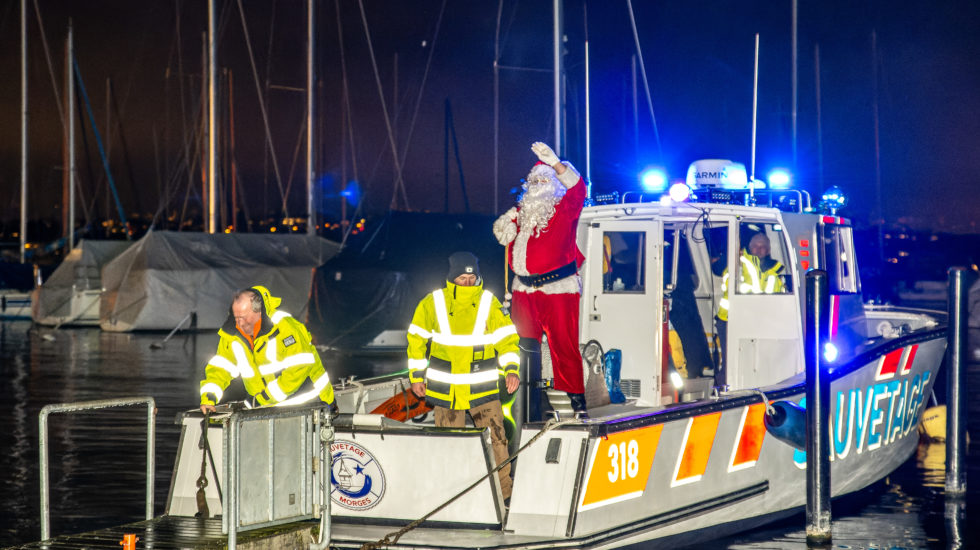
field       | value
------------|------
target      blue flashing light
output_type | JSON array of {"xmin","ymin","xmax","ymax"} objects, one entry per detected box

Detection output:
[
  {"xmin": 820, "ymin": 186, "xmax": 847, "ymax": 214},
  {"xmin": 668, "ymin": 182, "xmax": 692, "ymax": 202},
  {"xmin": 823, "ymin": 342, "xmax": 839, "ymax": 363},
  {"xmin": 767, "ymin": 169, "xmax": 792, "ymax": 189},
  {"xmin": 640, "ymin": 168, "xmax": 668, "ymax": 193},
  {"xmin": 341, "ymin": 180, "xmax": 361, "ymax": 207}
]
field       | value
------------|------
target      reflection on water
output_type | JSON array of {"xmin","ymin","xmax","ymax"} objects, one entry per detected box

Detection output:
[{"xmin": 1, "ymin": 321, "xmax": 979, "ymax": 547}]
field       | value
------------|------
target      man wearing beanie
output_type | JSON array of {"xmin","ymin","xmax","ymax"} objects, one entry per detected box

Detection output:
[
  {"xmin": 492, "ymin": 142, "xmax": 587, "ymax": 417},
  {"xmin": 406, "ymin": 251, "xmax": 521, "ymax": 502}
]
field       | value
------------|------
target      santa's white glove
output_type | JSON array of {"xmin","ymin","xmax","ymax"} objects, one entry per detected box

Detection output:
[
  {"xmin": 493, "ymin": 208, "xmax": 518, "ymax": 245},
  {"xmin": 501, "ymin": 292, "xmax": 513, "ymax": 312},
  {"xmin": 531, "ymin": 142, "xmax": 560, "ymax": 167}
]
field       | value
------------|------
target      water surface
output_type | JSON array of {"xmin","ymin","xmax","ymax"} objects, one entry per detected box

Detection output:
[{"xmin": 1, "ymin": 321, "xmax": 978, "ymax": 548}]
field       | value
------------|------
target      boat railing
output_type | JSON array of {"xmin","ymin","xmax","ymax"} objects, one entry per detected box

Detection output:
[
  {"xmin": 38, "ymin": 396, "xmax": 156, "ymax": 540},
  {"xmin": 215, "ymin": 403, "xmax": 333, "ymax": 549}
]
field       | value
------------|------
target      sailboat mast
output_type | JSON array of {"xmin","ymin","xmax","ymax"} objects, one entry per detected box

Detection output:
[
  {"xmin": 306, "ymin": 0, "xmax": 315, "ymax": 235},
  {"xmin": 791, "ymin": 0, "xmax": 798, "ymax": 168},
  {"xmin": 552, "ymin": 0, "xmax": 563, "ymax": 155},
  {"xmin": 20, "ymin": 0, "xmax": 28, "ymax": 263},
  {"xmin": 750, "ymin": 33, "xmax": 759, "ymax": 202},
  {"xmin": 208, "ymin": 0, "xmax": 217, "ymax": 234},
  {"xmin": 67, "ymin": 23, "xmax": 76, "ymax": 251}
]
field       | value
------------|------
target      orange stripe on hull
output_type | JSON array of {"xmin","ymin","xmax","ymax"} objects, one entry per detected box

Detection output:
[
  {"xmin": 579, "ymin": 424, "xmax": 663, "ymax": 510},
  {"xmin": 729, "ymin": 403, "xmax": 766, "ymax": 471},
  {"xmin": 672, "ymin": 412, "xmax": 721, "ymax": 486}
]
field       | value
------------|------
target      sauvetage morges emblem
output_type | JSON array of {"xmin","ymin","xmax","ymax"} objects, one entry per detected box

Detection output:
[{"xmin": 330, "ymin": 440, "xmax": 385, "ymax": 510}]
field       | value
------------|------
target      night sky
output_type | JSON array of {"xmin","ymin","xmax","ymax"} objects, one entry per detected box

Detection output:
[{"xmin": 1, "ymin": 0, "xmax": 978, "ymax": 234}]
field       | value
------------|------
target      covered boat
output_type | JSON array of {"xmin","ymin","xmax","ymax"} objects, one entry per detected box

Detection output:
[
  {"xmin": 166, "ymin": 164, "xmax": 947, "ymax": 548},
  {"xmin": 0, "ymin": 260, "xmax": 35, "ymax": 319},
  {"xmin": 99, "ymin": 231, "xmax": 340, "ymax": 332},
  {"xmin": 32, "ymin": 239, "xmax": 132, "ymax": 326},
  {"xmin": 309, "ymin": 211, "xmax": 505, "ymax": 350}
]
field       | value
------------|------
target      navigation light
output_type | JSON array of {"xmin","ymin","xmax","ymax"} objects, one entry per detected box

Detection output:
[
  {"xmin": 668, "ymin": 182, "xmax": 692, "ymax": 202},
  {"xmin": 820, "ymin": 186, "xmax": 847, "ymax": 215},
  {"xmin": 823, "ymin": 342, "xmax": 839, "ymax": 363},
  {"xmin": 641, "ymin": 167, "xmax": 668, "ymax": 193},
  {"xmin": 767, "ymin": 169, "xmax": 792, "ymax": 189}
]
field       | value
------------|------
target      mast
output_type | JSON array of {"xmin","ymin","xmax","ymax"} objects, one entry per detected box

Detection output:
[
  {"xmin": 306, "ymin": 0, "xmax": 315, "ymax": 235},
  {"xmin": 208, "ymin": 0, "xmax": 217, "ymax": 234},
  {"xmin": 815, "ymin": 44, "xmax": 824, "ymax": 190},
  {"xmin": 583, "ymin": 3, "xmax": 591, "ymax": 197},
  {"xmin": 552, "ymin": 0, "xmax": 563, "ymax": 155},
  {"xmin": 20, "ymin": 0, "xmax": 27, "ymax": 262},
  {"xmin": 66, "ymin": 23, "xmax": 76, "ymax": 251},
  {"xmin": 791, "ymin": 0, "xmax": 798, "ymax": 168},
  {"xmin": 750, "ymin": 33, "xmax": 759, "ymax": 202}
]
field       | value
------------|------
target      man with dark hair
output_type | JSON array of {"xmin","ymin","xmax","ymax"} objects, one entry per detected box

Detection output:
[
  {"xmin": 407, "ymin": 252, "xmax": 520, "ymax": 500},
  {"xmin": 199, "ymin": 285, "xmax": 336, "ymax": 413}
]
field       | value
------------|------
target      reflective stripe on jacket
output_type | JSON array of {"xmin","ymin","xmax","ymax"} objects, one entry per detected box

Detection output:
[
  {"xmin": 200, "ymin": 285, "xmax": 335, "ymax": 408},
  {"xmin": 717, "ymin": 250, "xmax": 785, "ymax": 321},
  {"xmin": 406, "ymin": 281, "xmax": 520, "ymax": 410}
]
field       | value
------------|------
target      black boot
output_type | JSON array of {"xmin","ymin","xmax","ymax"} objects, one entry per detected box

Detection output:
[{"xmin": 567, "ymin": 393, "xmax": 589, "ymax": 419}]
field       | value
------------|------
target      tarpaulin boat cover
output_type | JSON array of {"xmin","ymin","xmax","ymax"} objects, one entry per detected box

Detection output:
[
  {"xmin": 308, "ymin": 211, "xmax": 505, "ymax": 349},
  {"xmin": 32, "ymin": 239, "xmax": 132, "ymax": 324},
  {"xmin": 99, "ymin": 231, "xmax": 340, "ymax": 332},
  {"xmin": 0, "ymin": 260, "xmax": 34, "ymax": 290}
]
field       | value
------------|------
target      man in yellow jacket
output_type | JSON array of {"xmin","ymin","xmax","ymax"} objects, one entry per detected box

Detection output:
[
  {"xmin": 408, "ymin": 252, "xmax": 520, "ymax": 501},
  {"xmin": 715, "ymin": 233, "xmax": 786, "ymax": 382},
  {"xmin": 199, "ymin": 285, "xmax": 336, "ymax": 413}
]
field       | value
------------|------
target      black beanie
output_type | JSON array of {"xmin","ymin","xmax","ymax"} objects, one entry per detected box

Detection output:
[{"xmin": 447, "ymin": 251, "xmax": 481, "ymax": 282}]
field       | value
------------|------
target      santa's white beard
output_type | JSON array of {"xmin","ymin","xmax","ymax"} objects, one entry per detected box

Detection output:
[{"xmin": 518, "ymin": 179, "xmax": 565, "ymax": 236}]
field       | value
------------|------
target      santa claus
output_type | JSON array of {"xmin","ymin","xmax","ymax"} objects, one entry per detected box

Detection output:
[{"xmin": 493, "ymin": 142, "xmax": 587, "ymax": 417}]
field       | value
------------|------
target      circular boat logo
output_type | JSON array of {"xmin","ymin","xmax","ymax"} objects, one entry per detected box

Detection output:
[{"xmin": 330, "ymin": 440, "xmax": 385, "ymax": 510}]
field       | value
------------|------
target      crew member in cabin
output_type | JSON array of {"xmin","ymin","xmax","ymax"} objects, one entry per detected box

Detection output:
[
  {"xmin": 715, "ymin": 233, "xmax": 785, "ymax": 381},
  {"xmin": 407, "ymin": 252, "xmax": 520, "ymax": 501},
  {"xmin": 198, "ymin": 285, "xmax": 337, "ymax": 413},
  {"xmin": 493, "ymin": 142, "xmax": 587, "ymax": 416}
]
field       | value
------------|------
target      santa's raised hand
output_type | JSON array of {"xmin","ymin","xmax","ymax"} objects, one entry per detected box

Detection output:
[{"xmin": 531, "ymin": 142, "xmax": 560, "ymax": 167}]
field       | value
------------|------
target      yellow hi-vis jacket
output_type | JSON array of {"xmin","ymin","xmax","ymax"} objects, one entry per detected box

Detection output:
[
  {"xmin": 407, "ymin": 281, "xmax": 520, "ymax": 410},
  {"xmin": 199, "ymin": 285, "xmax": 336, "ymax": 408},
  {"xmin": 717, "ymin": 250, "xmax": 785, "ymax": 321}
]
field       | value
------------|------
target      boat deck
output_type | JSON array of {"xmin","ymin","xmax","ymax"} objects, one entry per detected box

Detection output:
[{"xmin": 8, "ymin": 516, "xmax": 317, "ymax": 549}]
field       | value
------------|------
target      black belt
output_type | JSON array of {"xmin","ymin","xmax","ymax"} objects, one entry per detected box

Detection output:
[{"xmin": 517, "ymin": 261, "xmax": 578, "ymax": 288}]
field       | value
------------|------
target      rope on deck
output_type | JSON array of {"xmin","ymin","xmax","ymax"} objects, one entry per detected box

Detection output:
[{"xmin": 360, "ymin": 417, "xmax": 576, "ymax": 550}]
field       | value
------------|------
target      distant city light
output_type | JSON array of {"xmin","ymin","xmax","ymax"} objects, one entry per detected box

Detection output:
[
  {"xmin": 767, "ymin": 169, "xmax": 792, "ymax": 189},
  {"xmin": 640, "ymin": 168, "xmax": 668, "ymax": 193}
]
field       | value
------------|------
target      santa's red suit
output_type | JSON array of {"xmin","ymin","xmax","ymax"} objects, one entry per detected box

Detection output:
[{"xmin": 493, "ymin": 156, "xmax": 586, "ymax": 395}]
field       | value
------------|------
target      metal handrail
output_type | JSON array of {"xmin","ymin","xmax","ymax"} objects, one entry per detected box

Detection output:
[
  {"xmin": 216, "ymin": 403, "xmax": 331, "ymax": 549},
  {"xmin": 39, "ymin": 396, "xmax": 156, "ymax": 540}
]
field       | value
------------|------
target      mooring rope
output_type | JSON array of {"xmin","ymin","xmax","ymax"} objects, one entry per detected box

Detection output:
[
  {"xmin": 752, "ymin": 389, "xmax": 776, "ymax": 417},
  {"xmin": 360, "ymin": 417, "xmax": 576, "ymax": 550}
]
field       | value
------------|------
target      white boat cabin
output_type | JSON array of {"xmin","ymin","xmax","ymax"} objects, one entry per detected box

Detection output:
[{"xmin": 577, "ymin": 191, "xmax": 866, "ymax": 407}]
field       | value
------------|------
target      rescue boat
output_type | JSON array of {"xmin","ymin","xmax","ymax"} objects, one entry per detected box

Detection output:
[{"xmin": 166, "ymin": 160, "xmax": 947, "ymax": 549}]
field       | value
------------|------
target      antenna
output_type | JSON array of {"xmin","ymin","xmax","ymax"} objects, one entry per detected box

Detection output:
[{"xmin": 750, "ymin": 33, "xmax": 759, "ymax": 203}]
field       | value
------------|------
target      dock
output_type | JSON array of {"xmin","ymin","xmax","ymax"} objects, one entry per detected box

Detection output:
[{"xmin": 7, "ymin": 516, "xmax": 318, "ymax": 549}]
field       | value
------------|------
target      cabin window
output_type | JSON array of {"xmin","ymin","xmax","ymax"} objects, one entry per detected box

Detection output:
[
  {"xmin": 734, "ymin": 222, "xmax": 793, "ymax": 295},
  {"xmin": 602, "ymin": 231, "xmax": 645, "ymax": 292},
  {"xmin": 664, "ymin": 228, "xmax": 699, "ymax": 293},
  {"xmin": 821, "ymin": 224, "xmax": 860, "ymax": 294}
]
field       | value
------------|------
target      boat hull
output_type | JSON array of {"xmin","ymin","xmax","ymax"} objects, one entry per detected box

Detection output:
[{"xmin": 319, "ymin": 329, "xmax": 944, "ymax": 548}]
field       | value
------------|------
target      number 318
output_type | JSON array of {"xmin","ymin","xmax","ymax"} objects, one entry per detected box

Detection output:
[{"xmin": 607, "ymin": 440, "xmax": 639, "ymax": 482}]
